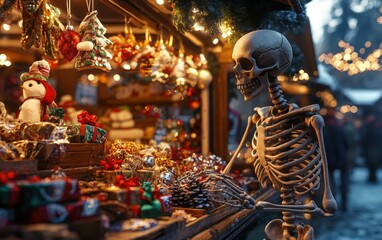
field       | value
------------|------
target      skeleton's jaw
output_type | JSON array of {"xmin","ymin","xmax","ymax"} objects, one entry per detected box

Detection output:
[{"xmin": 237, "ymin": 77, "xmax": 268, "ymax": 101}]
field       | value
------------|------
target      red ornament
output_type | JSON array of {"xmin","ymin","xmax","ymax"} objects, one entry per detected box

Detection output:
[
  {"xmin": 190, "ymin": 100, "xmax": 200, "ymax": 109},
  {"xmin": 59, "ymin": 29, "xmax": 81, "ymax": 62},
  {"xmin": 47, "ymin": 58, "xmax": 59, "ymax": 70},
  {"xmin": 121, "ymin": 45, "xmax": 137, "ymax": 61}
]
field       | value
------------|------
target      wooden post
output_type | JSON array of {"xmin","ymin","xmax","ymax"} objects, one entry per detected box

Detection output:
[{"xmin": 212, "ymin": 45, "xmax": 233, "ymax": 160}]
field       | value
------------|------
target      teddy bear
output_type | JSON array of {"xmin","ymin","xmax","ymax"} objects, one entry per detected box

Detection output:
[{"xmin": 18, "ymin": 60, "xmax": 56, "ymax": 122}]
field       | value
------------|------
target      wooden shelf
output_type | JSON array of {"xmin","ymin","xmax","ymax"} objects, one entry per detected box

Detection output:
[{"xmin": 100, "ymin": 94, "xmax": 183, "ymax": 106}]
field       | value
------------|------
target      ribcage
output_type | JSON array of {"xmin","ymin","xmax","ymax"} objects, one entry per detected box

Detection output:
[{"xmin": 252, "ymin": 114, "xmax": 321, "ymax": 195}]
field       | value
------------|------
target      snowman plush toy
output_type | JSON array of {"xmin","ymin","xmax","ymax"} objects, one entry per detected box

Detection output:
[{"xmin": 18, "ymin": 60, "xmax": 56, "ymax": 122}]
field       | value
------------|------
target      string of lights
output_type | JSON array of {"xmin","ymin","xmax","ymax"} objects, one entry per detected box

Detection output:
[{"xmin": 319, "ymin": 40, "xmax": 382, "ymax": 76}]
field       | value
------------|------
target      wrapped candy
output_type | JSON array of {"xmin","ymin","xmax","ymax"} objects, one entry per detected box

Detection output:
[
  {"xmin": 27, "ymin": 198, "xmax": 99, "ymax": 224},
  {"xmin": 121, "ymin": 218, "xmax": 158, "ymax": 231},
  {"xmin": 12, "ymin": 140, "xmax": 43, "ymax": 160},
  {"xmin": 18, "ymin": 177, "xmax": 81, "ymax": 207},
  {"xmin": 0, "ymin": 101, "xmax": 6, "ymax": 122},
  {"xmin": 66, "ymin": 124, "xmax": 107, "ymax": 143},
  {"xmin": 0, "ymin": 140, "xmax": 18, "ymax": 160},
  {"xmin": 0, "ymin": 172, "xmax": 20, "ymax": 207},
  {"xmin": 142, "ymin": 155, "xmax": 155, "ymax": 168}
]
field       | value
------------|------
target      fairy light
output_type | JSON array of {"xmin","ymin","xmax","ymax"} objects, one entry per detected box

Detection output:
[
  {"xmin": 219, "ymin": 22, "xmax": 232, "ymax": 39},
  {"xmin": 340, "ymin": 105, "xmax": 358, "ymax": 114},
  {"xmin": 156, "ymin": 0, "xmax": 164, "ymax": 5},
  {"xmin": 122, "ymin": 63, "xmax": 131, "ymax": 70},
  {"xmin": 192, "ymin": 22, "xmax": 205, "ymax": 31},
  {"xmin": 2, "ymin": 23, "xmax": 11, "ymax": 31},
  {"xmin": 319, "ymin": 40, "xmax": 382, "ymax": 75},
  {"xmin": 88, "ymin": 74, "xmax": 95, "ymax": 81},
  {"xmin": 316, "ymin": 90, "xmax": 337, "ymax": 108},
  {"xmin": 292, "ymin": 69, "xmax": 310, "ymax": 81},
  {"xmin": 0, "ymin": 54, "xmax": 11, "ymax": 67},
  {"xmin": 212, "ymin": 38, "xmax": 219, "ymax": 44},
  {"xmin": 113, "ymin": 74, "xmax": 121, "ymax": 81}
]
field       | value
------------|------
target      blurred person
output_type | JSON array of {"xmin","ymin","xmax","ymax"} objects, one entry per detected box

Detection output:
[
  {"xmin": 342, "ymin": 118, "xmax": 360, "ymax": 171},
  {"xmin": 323, "ymin": 110, "xmax": 350, "ymax": 211},
  {"xmin": 362, "ymin": 114, "xmax": 382, "ymax": 183}
]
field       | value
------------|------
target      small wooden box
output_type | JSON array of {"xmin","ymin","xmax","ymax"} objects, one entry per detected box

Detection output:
[
  {"xmin": 0, "ymin": 159, "xmax": 37, "ymax": 174},
  {"xmin": 36, "ymin": 143, "xmax": 105, "ymax": 170}
]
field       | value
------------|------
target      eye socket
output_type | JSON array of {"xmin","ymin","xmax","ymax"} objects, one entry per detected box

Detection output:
[
  {"xmin": 37, "ymin": 81, "xmax": 41, "ymax": 84},
  {"xmin": 238, "ymin": 58, "xmax": 253, "ymax": 71}
]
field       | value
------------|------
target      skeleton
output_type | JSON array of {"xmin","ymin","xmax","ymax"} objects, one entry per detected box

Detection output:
[{"xmin": 223, "ymin": 30, "xmax": 337, "ymax": 240}]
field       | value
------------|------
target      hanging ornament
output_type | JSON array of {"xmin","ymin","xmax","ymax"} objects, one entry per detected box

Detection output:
[
  {"xmin": 138, "ymin": 27, "xmax": 155, "ymax": 77},
  {"xmin": 19, "ymin": 0, "xmax": 64, "ymax": 59},
  {"xmin": 109, "ymin": 17, "xmax": 138, "ymax": 66},
  {"xmin": 198, "ymin": 69, "xmax": 213, "ymax": 88},
  {"xmin": 197, "ymin": 54, "xmax": 213, "ymax": 89},
  {"xmin": 75, "ymin": 0, "xmax": 113, "ymax": 72},
  {"xmin": 58, "ymin": 0, "xmax": 81, "ymax": 62},
  {"xmin": 142, "ymin": 155, "xmax": 156, "ymax": 168},
  {"xmin": 151, "ymin": 32, "xmax": 176, "ymax": 83},
  {"xmin": 190, "ymin": 98, "xmax": 200, "ymax": 109},
  {"xmin": 172, "ymin": 51, "xmax": 186, "ymax": 81}
]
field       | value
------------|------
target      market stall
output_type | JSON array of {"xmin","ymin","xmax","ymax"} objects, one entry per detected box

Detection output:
[{"xmin": 0, "ymin": 0, "xmax": 336, "ymax": 239}]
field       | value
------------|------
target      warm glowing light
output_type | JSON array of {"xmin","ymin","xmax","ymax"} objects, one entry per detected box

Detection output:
[
  {"xmin": 122, "ymin": 63, "xmax": 131, "ymax": 70},
  {"xmin": 292, "ymin": 69, "xmax": 310, "ymax": 81},
  {"xmin": 192, "ymin": 22, "xmax": 205, "ymax": 31},
  {"xmin": 212, "ymin": 38, "xmax": 219, "ymax": 44},
  {"xmin": 156, "ymin": 0, "xmax": 164, "ymax": 5},
  {"xmin": 2, "ymin": 23, "xmax": 10, "ymax": 31},
  {"xmin": 191, "ymin": 132, "xmax": 197, "ymax": 139},
  {"xmin": 316, "ymin": 90, "xmax": 337, "ymax": 108},
  {"xmin": 219, "ymin": 22, "xmax": 233, "ymax": 39},
  {"xmin": 319, "ymin": 40, "xmax": 382, "ymax": 75},
  {"xmin": 0, "ymin": 54, "xmax": 11, "ymax": 67},
  {"xmin": 338, "ymin": 40, "xmax": 345, "ymax": 47},
  {"xmin": 113, "ymin": 74, "xmax": 121, "ymax": 81},
  {"xmin": 378, "ymin": 16, "xmax": 382, "ymax": 24},
  {"xmin": 88, "ymin": 74, "xmax": 95, "ymax": 81},
  {"xmin": 350, "ymin": 106, "xmax": 358, "ymax": 113},
  {"xmin": 18, "ymin": 20, "xmax": 23, "ymax": 28}
]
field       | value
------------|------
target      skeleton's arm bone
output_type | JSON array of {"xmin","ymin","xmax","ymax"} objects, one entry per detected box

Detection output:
[
  {"xmin": 308, "ymin": 115, "xmax": 337, "ymax": 214},
  {"xmin": 223, "ymin": 115, "xmax": 256, "ymax": 174},
  {"xmin": 256, "ymin": 200, "xmax": 331, "ymax": 217}
]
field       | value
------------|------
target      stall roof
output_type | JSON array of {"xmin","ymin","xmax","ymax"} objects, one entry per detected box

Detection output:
[{"xmin": 342, "ymin": 89, "xmax": 382, "ymax": 105}]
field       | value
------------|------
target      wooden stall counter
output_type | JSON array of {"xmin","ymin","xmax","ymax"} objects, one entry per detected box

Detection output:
[{"xmin": 107, "ymin": 189, "xmax": 276, "ymax": 240}]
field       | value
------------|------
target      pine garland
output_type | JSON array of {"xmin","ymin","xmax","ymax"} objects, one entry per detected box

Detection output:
[{"xmin": 170, "ymin": 0, "xmax": 311, "ymax": 43}]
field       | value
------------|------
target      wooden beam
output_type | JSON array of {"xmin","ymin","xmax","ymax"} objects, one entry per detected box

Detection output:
[{"xmin": 100, "ymin": 0, "xmax": 202, "ymax": 54}]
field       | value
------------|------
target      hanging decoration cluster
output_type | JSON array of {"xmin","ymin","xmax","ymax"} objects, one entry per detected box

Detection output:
[
  {"xmin": 108, "ymin": 27, "xmax": 213, "ymax": 92},
  {"xmin": 74, "ymin": 0, "xmax": 113, "ymax": 72},
  {"xmin": 0, "ymin": 0, "xmax": 64, "ymax": 59},
  {"xmin": 169, "ymin": 0, "xmax": 311, "ymax": 43},
  {"xmin": 58, "ymin": 0, "xmax": 81, "ymax": 62}
]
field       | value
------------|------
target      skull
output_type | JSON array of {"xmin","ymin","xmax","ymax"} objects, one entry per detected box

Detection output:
[{"xmin": 232, "ymin": 30, "xmax": 293, "ymax": 101}]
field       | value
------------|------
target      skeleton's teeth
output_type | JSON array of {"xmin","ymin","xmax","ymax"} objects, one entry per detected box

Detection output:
[{"xmin": 237, "ymin": 78, "xmax": 261, "ymax": 95}]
